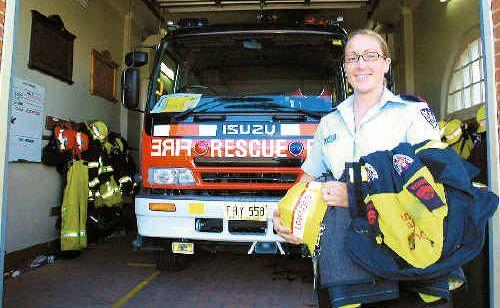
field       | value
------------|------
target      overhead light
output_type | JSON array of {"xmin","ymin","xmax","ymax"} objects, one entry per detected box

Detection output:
[{"xmin": 161, "ymin": 63, "xmax": 175, "ymax": 80}]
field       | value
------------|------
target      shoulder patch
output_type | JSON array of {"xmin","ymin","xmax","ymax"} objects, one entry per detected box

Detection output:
[
  {"xmin": 393, "ymin": 154, "xmax": 414, "ymax": 176},
  {"xmin": 364, "ymin": 163, "xmax": 379, "ymax": 182},
  {"xmin": 419, "ymin": 107, "xmax": 438, "ymax": 129}
]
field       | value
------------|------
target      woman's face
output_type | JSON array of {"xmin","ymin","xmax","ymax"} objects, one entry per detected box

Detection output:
[{"xmin": 344, "ymin": 34, "xmax": 391, "ymax": 96}]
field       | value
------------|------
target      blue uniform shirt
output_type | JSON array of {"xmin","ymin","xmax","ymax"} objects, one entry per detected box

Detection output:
[{"xmin": 302, "ymin": 88, "xmax": 440, "ymax": 179}]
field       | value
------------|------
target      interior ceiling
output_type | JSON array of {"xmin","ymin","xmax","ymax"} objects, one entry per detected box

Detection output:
[{"xmin": 139, "ymin": 0, "xmax": 423, "ymax": 34}]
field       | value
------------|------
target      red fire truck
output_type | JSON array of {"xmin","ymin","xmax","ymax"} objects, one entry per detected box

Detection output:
[{"xmin": 122, "ymin": 19, "xmax": 348, "ymax": 270}]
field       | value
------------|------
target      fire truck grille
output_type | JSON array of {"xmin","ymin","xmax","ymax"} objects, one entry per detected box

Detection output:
[{"xmin": 200, "ymin": 172, "xmax": 298, "ymax": 184}]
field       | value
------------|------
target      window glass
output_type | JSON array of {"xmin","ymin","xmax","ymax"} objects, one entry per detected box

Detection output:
[
  {"xmin": 470, "ymin": 40, "xmax": 479, "ymax": 60},
  {"xmin": 462, "ymin": 67, "xmax": 470, "ymax": 86},
  {"xmin": 455, "ymin": 92, "xmax": 462, "ymax": 111},
  {"xmin": 472, "ymin": 83, "xmax": 481, "ymax": 107},
  {"xmin": 472, "ymin": 60, "xmax": 481, "ymax": 83},
  {"xmin": 463, "ymin": 87, "xmax": 471, "ymax": 108}
]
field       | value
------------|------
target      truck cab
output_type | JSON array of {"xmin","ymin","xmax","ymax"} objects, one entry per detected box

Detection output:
[{"xmin": 122, "ymin": 20, "xmax": 348, "ymax": 270}]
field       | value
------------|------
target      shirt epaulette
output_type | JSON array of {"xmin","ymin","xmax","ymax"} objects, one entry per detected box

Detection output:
[{"xmin": 399, "ymin": 93, "xmax": 426, "ymax": 103}]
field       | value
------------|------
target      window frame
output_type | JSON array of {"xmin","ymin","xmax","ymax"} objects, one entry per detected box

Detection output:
[{"xmin": 445, "ymin": 35, "xmax": 485, "ymax": 119}]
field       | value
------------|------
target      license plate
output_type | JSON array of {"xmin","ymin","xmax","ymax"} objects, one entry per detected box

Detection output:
[
  {"xmin": 224, "ymin": 204, "xmax": 268, "ymax": 221},
  {"xmin": 172, "ymin": 242, "xmax": 194, "ymax": 255}
]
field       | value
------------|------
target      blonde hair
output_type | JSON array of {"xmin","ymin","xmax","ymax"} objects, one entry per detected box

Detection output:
[{"xmin": 345, "ymin": 29, "xmax": 390, "ymax": 58}]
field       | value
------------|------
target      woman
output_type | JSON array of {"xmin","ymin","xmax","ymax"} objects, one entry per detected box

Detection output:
[{"xmin": 273, "ymin": 29, "xmax": 446, "ymax": 307}]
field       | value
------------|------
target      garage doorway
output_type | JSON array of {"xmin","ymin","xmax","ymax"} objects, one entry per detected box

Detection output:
[{"xmin": 0, "ymin": 0, "xmax": 498, "ymax": 307}]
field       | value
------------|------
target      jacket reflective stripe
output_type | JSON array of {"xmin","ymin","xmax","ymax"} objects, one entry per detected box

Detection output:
[
  {"xmin": 119, "ymin": 176, "xmax": 132, "ymax": 184},
  {"xmin": 57, "ymin": 130, "xmax": 66, "ymax": 150},
  {"xmin": 101, "ymin": 187, "xmax": 120, "ymax": 199},
  {"xmin": 76, "ymin": 132, "xmax": 82, "ymax": 147},
  {"xmin": 89, "ymin": 178, "xmax": 100, "ymax": 187},
  {"xmin": 62, "ymin": 232, "xmax": 79, "ymax": 237},
  {"xmin": 62, "ymin": 231, "xmax": 86, "ymax": 237},
  {"xmin": 98, "ymin": 166, "xmax": 114, "ymax": 175}
]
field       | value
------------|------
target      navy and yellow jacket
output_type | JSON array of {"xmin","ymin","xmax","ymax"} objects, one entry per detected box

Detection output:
[{"xmin": 344, "ymin": 140, "xmax": 498, "ymax": 281}]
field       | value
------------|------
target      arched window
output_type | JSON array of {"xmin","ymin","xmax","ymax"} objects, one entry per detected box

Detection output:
[{"xmin": 447, "ymin": 37, "xmax": 485, "ymax": 114}]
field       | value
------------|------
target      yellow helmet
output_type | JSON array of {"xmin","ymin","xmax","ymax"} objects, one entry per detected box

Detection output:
[
  {"xmin": 476, "ymin": 105, "xmax": 486, "ymax": 133},
  {"xmin": 442, "ymin": 119, "xmax": 463, "ymax": 145},
  {"xmin": 88, "ymin": 120, "xmax": 108, "ymax": 142}
]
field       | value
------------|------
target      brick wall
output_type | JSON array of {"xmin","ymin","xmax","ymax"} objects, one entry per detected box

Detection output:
[
  {"xmin": 0, "ymin": 0, "xmax": 5, "ymax": 71},
  {"xmin": 494, "ymin": 0, "xmax": 500, "ymax": 139}
]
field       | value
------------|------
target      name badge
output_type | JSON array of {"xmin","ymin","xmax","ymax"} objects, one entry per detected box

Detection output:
[{"xmin": 323, "ymin": 134, "xmax": 337, "ymax": 145}]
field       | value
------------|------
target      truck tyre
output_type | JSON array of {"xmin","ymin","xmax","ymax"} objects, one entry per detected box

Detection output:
[{"xmin": 154, "ymin": 248, "xmax": 190, "ymax": 271}]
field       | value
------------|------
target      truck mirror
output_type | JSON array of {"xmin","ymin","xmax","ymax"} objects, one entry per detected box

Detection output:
[
  {"xmin": 125, "ymin": 51, "xmax": 148, "ymax": 68},
  {"xmin": 121, "ymin": 67, "xmax": 140, "ymax": 109}
]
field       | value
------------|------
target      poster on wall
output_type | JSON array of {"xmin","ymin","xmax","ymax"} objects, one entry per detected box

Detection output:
[{"xmin": 8, "ymin": 78, "xmax": 45, "ymax": 162}]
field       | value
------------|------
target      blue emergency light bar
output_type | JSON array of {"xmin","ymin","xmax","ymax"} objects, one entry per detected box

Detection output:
[{"xmin": 178, "ymin": 18, "xmax": 208, "ymax": 28}]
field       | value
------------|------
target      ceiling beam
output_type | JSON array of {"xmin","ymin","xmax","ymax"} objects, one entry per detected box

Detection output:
[
  {"xmin": 162, "ymin": 4, "xmax": 365, "ymax": 13},
  {"xmin": 158, "ymin": 0, "xmax": 367, "ymax": 13}
]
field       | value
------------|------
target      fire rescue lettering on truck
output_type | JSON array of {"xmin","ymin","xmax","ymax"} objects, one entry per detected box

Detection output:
[{"xmin": 150, "ymin": 138, "xmax": 314, "ymax": 158}]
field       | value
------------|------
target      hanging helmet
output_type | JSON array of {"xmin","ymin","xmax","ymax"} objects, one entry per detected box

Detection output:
[
  {"xmin": 88, "ymin": 120, "xmax": 108, "ymax": 142},
  {"xmin": 442, "ymin": 119, "xmax": 463, "ymax": 145},
  {"xmin": 113, "ymin": 138, "xmax": 125, "ymax": 153},
  {"xmin": 476, "ymin": 105, "xmax": 486, "ymax": 134}
]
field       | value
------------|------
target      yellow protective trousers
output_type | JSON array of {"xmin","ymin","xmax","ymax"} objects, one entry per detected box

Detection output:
[{"xmin": 61, "ymin": 160, "xmax": 89, "ymax": 251}]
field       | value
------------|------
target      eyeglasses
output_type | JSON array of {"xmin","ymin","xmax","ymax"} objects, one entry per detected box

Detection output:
[{"xmin": 344, "ymin": 51, "xmax": 385, "ymax": 64}]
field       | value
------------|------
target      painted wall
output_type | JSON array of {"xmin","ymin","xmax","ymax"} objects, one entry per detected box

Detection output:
[
  {"xmin": 413, "ymin": 0, "xmax": 480, "ymax": 119},
  {"xmin": 6, "ymin": 0, "xmax": 154, "ymax": 253},
  {"xmin": 0, "ymin": 0, "xmax": 5, "ymax": 71}
]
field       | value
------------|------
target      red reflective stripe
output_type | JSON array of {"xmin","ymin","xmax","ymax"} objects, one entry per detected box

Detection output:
[
  {"xmin": 300, "ymin": 124, "xmax": 317, "ymax": 136},
  {"xmin": 290, "ymin": 188, "xmax": 308, "ymax": 231},
  {"xmin": 169, "ymin": 124, "xmax": 199, "ymax": 136}
]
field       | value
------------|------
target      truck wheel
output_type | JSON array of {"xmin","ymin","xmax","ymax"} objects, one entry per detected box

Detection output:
[{"xmin": 154, "ymin": 249, "xmax": 190, "ymax": 271}]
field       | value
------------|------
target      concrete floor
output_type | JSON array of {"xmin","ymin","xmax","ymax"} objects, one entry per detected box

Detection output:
[{"xmin": 4, "ymin": 235, "xmax": 316, "ymax": 308}]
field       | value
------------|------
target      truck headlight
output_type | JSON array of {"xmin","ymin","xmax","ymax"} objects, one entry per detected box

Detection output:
[{"xmin": 148, "ymin": 168, "xmax": 195, "ymax": 185}]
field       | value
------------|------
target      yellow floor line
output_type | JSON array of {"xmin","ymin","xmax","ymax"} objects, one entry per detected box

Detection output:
[
  {"xmin": 112, "ymin": 270, "xmax": 161, "ymax": 308},
  {"xmin": 127, "ymin": 262, "xmax": 156, "ymax": 268}
]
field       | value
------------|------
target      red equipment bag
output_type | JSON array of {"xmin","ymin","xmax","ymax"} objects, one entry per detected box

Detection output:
[{"xmin": 54, "ymin": 123, "xmax": 90, "ymax": 153}]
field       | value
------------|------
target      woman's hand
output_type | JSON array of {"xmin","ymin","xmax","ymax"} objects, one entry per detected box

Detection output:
[
  {"xmin": 322, "ymin": 181, "xmax": 348, "ymax": 208},
  {"xmin": 272, "ymin": 208, "xmax": 301, "ymax": 245}
]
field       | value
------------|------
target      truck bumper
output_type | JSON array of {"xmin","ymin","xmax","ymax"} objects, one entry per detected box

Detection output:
[{"xmin": 135, "ymin": 194, "xmax": 285, "ymax": 243}]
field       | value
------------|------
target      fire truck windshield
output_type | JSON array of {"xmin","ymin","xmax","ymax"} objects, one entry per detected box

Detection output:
[{"xmin": 149, "ymin": 28, "xmax": 347, "ymax": 113}]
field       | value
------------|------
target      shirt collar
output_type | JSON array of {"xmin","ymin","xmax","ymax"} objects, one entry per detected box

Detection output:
[
  {"xmin": 335, "ymin": 88, "xmax": 405, "ymax": 135},
  {"xmin": 337, "ymin": 88, "xmax": 405, "ymax": 112}
]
